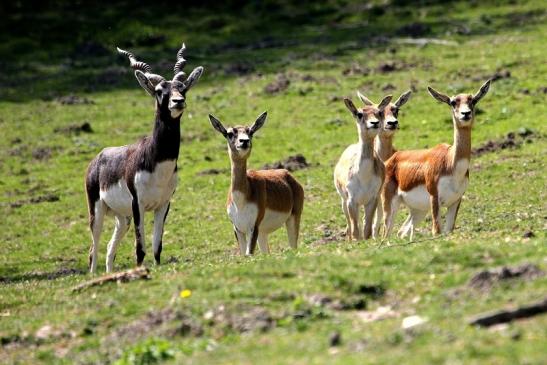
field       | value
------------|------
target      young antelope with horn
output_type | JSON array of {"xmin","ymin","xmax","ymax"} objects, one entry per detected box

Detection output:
[
  {"xmin": 85, "ymin": 43, "xmax": 203, "ymax": 273},
  {"xmin": 208, "ymin": 112, "xmax": 304, "ymax": 255},
  {"xmin": 382, "ymin": 80, "xmax": 491, "ymax": 240},
  {"xmin": 356, "ymin": 90, "xmax": 413, "ymax": 238},
  {"xmin": 334, "ymin": 94, "xmax": 392, "ymax": 241}
]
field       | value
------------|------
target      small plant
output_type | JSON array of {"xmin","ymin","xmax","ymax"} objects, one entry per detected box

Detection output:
[{"xmin": 115, "ymin": 338, "xmax": 176, "ymax": 365}]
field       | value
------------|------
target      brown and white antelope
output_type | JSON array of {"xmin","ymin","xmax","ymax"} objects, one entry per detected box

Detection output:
[
  {"xmin": 334, "ymin": 94, "xmax": 392, "ymax": 240},
  {"xmin": 85, "ymin": 44, "xmax": 203, "ymax": 273},
  {"xmin": 208, "ymin": 112, "xmax": 305, "ymax": 255},
  {"xmin": 382, "ymin": 80, "xmax": 491, "ymax": 240},
  {"xmin": 357, "ymin": 90, "xmax": 413, "ymax": 238}
]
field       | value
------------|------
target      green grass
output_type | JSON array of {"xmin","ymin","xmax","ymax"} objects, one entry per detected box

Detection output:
[{"xmin": 1, "ymin": 1, "xmax": 546, "ymax": 364}]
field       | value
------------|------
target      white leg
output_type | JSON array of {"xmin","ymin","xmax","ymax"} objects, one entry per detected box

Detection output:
[
  {"xmin": 106, "ymin": 215, "xmax": 130, "ymax": 273},
  {"xmin": 245, "ymin": 227, "xmax": 259, "ymax": 256},
  {"xmin": 341, "ymin": 198, "xmax": 350, "ymax": 238},
  {"xmin": 372, "ymin": 202, "xmax": 383, "ymax": 239},
  {"xmin": 347, "ymin": 197, "xmax": 362, "ymax": 240},
  {"xmin": 398, "ymin": 214, "xmax": 412, "ymax": 238},
  {"xmin": 89, "ymin": 201, "xmax": 106, "ymax": 274},
  {"xmin": 408, "ymin": 209, "xmax": 427, "ymax": 241},
  {"xmin": 233, "ymin": 225, "xmax": 247, "ymax": 255},
  {"xmin": 444, "ymin": 198, "xmax": 462, "ymax": 233},
  {"xmin": 383, "ymin": 196, "xmax": 401, "ymax": 238},
  {"xmin": 152, "ymin": 202, "xmax": 170, "ymax": 265},
  {"xmin": 257, "ymin": 233, "xmax": 270, "ymax": 254},
  {"xmin": 363, "ymin": 198, "xmax": 378, "ymax": 240},
  {"xmin": 286, "ymin": 214, "xmax": 300, "ymax": 249}
]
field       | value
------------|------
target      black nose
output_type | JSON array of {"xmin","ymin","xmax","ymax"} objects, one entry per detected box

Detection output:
[
  {"xmin": 462, "ymin": 111, "xmax": 471, "ymax": 117},
  {"xmin": 370, "ymin": 121, "xmax": 380, "ymax": 127},
  {"xmin": 240, "ymin": 140, "xmax": 250, "ymax": 148},
  {"xmin": 387, "ymin": 121, "xmax": 398, "ymax": 126},
  {"xmin": 172, "ymin": 97, "xmax": 185, "ymax": 105}
]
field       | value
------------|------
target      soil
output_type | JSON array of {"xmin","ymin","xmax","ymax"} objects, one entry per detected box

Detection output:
[
  {"xmin": 9, "ymin": 193, "xmax": 60, "ymax": 208},
  {"xmin": 56, "ymin": 95, "xmax": 95, "ymax": 105},
  {"xmin": 204, "ymin": 305, "xmax": 275, "ymax": 333},
  {"xmin": 472, "ymin": 129, "xmax": 538, "ymax": 157},
  {"xmin": 54, "ymin": 122, "xmax": 93, "ymax": 135},
  {"xmin": 261, "ymin": 154, "xmax": 310, "ymax": 172},
  {"xmin": 467, "ymin": 262, "xmax": 544, "ymax": 292},
  {"xmin": 32, "ymin": 147, "xmax": 52, "ymax": 160},
  {"xmin": 264, "ymin": 74, "xmax": 290, "ymax": 94},
  {"xmin": 197, "ymin": 168, "xmax": 229, "ymax": 176}
]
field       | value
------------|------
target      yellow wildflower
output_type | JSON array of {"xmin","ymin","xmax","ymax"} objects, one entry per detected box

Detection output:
[{"xmin": 180, "ymin": 289, "xmax": 192, "ymax": 298}]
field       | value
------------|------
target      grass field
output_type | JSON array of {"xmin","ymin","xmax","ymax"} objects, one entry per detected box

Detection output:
[{"xmin": 1, "ymin": 1, "xmax": 546, "ymax": 364}]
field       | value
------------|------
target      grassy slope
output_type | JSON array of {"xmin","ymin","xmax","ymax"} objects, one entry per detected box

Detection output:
[{"xmin": 0, "ymin": 1, "xmax": 546, "ymax": 364}]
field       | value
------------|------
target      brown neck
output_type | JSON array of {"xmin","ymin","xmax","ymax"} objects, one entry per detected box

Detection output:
[
  {"xmin": 375, "ymin": 134, "xmax": 395, "ymax": 162},
  {"xmin": 451, "ymin": 120, "xmax": 472, "ymax": 164},
  {"xmin": 230, "ymin": 153, "xmax": 249, "ymax": 196}
]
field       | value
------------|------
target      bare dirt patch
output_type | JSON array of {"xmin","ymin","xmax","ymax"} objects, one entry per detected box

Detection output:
[
  {"xmin": 54, "ymin": 122, "xmax": 93, "ymax": 135},
  {"xmin": 264, "ymin": 74, "xmax": 290, "ymax": 94},
  {"xmin": 472, "ymin": 129, "xmax": 538, "ymax": 157},
  {"xmin": 196, "ymin": 168, "xmax": 229, "ymax": 176},
  {"xmin": 32, "ymin": 147, "xmax": 53, "ymax": 160},
  {"xmin": 9, "ymin": 193, "xmax": 60, "ymax": 208},
  {"xmin": 204, "ymin": 305, "xmax": 274, "ymax": 333},
  {"xmin": 0, "ymin": 267, "xmax": 83, "ymax": 284},
  {"xmin": 55, "ymin": 95, "xmax": 95, "ymax": 105},
  {"xmin": 467, "ymin": 263, "xmax": 544, "ymax": 292},
  {"xmin": 261, "ymin": 154, "xmax": 310, "ymax": 172}
]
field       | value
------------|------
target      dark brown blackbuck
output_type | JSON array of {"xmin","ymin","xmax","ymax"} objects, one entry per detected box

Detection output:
[{"xmin": 85, "ymin": 43, "xmax": 203, "ymax": 273}]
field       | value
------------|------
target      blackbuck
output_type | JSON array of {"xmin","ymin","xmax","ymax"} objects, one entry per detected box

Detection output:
[
  {"xmin": 382, "ymin": 80, "xmax": 492, "ymax": 240},
  {"xmin": 334, "ymin": 94, "xmax": 392, "ymax": 240},
  {"xmin": 208, "ymin": 112, "xmax": 304, "ymax": 255},
  {"xmin": 85, "ymin": 44, "xmax": 203, "ymax": 273},
  {"xmin": 357, "ymin": 90, "xmax": 413, "ymax": 238}
]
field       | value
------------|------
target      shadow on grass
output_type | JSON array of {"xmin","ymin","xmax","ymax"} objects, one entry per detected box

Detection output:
[{"xmin": 0, "ymin": 1, "xmax": 544, "ymax": 101}]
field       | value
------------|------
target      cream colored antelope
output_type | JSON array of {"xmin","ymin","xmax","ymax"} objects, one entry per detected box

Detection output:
[
  {"xmin": 334, "ymin": 94, "xmax": 392, "ymax": 241},
  {"xmin": 208, "ymin": 112, "xmax": 305, "ymax": 255},
  {"xmin": 359, "ymin": 90, "xmax": 412, "ymax": 238},
  {"xmin": 382, "ymin": 80, "xmax": 492, "ymax": 240}
]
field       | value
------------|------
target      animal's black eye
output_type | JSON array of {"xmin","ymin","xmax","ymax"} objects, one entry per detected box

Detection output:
[
  {"xmin": 357, "ymin": 112, "xmax": 364, "ymax": 119},
  {"xmin": 227, "ymin": 131, "xmax": 234, "ymax": 138},
  {"xmin": 450, "ymin": 100, "xmax": 457, "ymax": 107},
  {"xmin": 156, "ymin": 89, "xmax": 162, "ymax": 95},
  {"xmin": 393, "ymin": 109, "xmax": 399, "ymax": 117}
]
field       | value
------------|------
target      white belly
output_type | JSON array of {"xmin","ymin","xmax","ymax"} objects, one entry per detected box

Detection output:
[
  {"xmin": 400, "ymin": 185, "xmax": 430, "ymax": 211},
  {"xmin": 100, "ymin": 178, "xmax": 133, "ymax": 216},
  {"xmin": 134, "ymin": 160, "xmax": 178, "ymax": 211},
  {"xmin": 259, "ymin": 209, "xmax": 291, "ymax": 234}
]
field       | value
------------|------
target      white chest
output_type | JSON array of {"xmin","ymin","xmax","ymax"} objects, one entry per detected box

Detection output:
[
  {"xmin": 227, "ymin": 191, "xmax": 259, "ymax": 233},
  {"xmin": 348, "ymin": 160, "xmax": 382, "ymax": 204},
  {"xmin": 134, "ymin": 160, "xmax": 178, "ymax": 211},
  {"xmin": 438, "ymin": 159, "xmax": 469, "ymax": 206}
]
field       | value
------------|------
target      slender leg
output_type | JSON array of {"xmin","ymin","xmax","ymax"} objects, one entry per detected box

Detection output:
[
  {"xmin": 286, "ymin": 214, "xmax": 300, "ymax": 249},
  {"xmin": 347, "ymin": 197, "xmax": 361, "ymax": 240},
  {"xmin": 397, "ymin": 214, "xmax": 412, "ymax": 238},
  {"xmin": 444, "ymin": 198, "xmax": 462, "ymax": 233},
  {"xmin": 430, "ymin": 194, "xmax": 441, "ymax": 235},
  {"xmin": 383, "ymin": 196, "xmax": 401, "ymax": 239},
  {"xmin": 363, "ymin": 197, "xmax": 378, "ymax": 240},
  {"xmin": 372, "ymin": 202, "xmax": 383, "ymax": 239},
  {"xmin": 257, "ymin": 233, "xmax": 270, "ymax": 254},
  {"xmin": 341, "ymin": 198, "xmax": 351, "ymax": 239},
  {"xmin": 131, "ymin": 197, "xmax": 146, "ymax": 266},
  {"xmin": 106, "ymin": 215, "xmax": 130, "ymax": 273},
  {"xmin": 245, "ymin": 226, "xmax": 259, "ymax": 255},
  {"xmin": 89, "ymin": 201, "xmax": 105, "ymax": 274},
  {"xmin": 234, "ymin": 226, "xmax": 246, "ymax": 255},
  {"xmin": 152, "ymin": 202, "xmax": 170, "ymax": 265},
  {"xmin": 407, "ymin": 209, "xmax": 427, "ymax": 241}
]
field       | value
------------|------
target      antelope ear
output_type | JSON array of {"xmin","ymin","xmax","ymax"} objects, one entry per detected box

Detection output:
[
  {"xmin": 250, "ymin": 111, "xmax": 267, "ymax": 135},
  {"xmin": 208, "ymin": 114, "xmax": 227, "ymax": 137},
  {"xmin": 357, "ymin": 91, "xmax": 374, "ymax": 106},
  {"xmin": 378, "ymin": 95, "xmax": 393, "ymax": 111},
  {"xmin": 472, "ymin": 79, "xmax": 492, "ymax": 105},
  {"xmin": 344, "ymin": 98, "xmax": 359, "ymax": 118},
  {"xmin": 134, "ymin": 70, "xmax": 155, "ymax": 96},
  {"xmin": 427, "ymin": 86, "xmax": 451, "ymax": 105},
  {"xmin": 183, "ymin": 66, "xmax": 204, "ymax": 92},
  {"xmin": 394, "ymin": 90, "xmax": 412, "ymax": 108}
]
